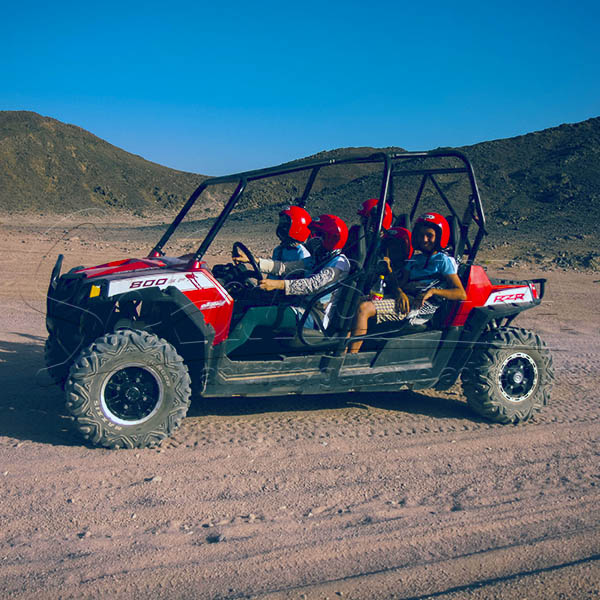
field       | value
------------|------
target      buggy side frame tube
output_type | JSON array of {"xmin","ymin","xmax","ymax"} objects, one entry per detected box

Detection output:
[
  {"xmin": 299, "ymin": 167, "xmax": 321, "ymax": 208},
  {"xmin": 364, "ymin": 153, "xmax": 392, "ymax": 274},
  {"xmin": 149, "ymin": 181, "xmax": 209, "ymax": 257},
  {"xmin": 194, "ymin": 178, "xmax": 247, "ymax": 260},
  {"xmin": 396, "ymin": 150, "xmax": 486, "ymax": 231}
]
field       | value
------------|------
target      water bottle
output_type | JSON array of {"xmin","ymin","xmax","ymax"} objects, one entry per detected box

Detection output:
[{"xmin": 369, "ymin": 275, "xmax": 385, "ymax": 301}]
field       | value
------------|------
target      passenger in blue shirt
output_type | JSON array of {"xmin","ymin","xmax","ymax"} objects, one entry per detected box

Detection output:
[{"xmin": 349, "ymin": 212, "xmax": 467, "ymax": 353}]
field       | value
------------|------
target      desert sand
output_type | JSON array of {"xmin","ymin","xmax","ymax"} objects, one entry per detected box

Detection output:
[{"xmin": 1, "ymin": 216, "xmax": 599, "ymax": 599}]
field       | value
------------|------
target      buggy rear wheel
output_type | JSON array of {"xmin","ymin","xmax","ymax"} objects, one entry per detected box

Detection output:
[
  {"xmin": 462, "ymin": 327, "xmax": 553, "ymax": 424},
  {"xmin": 65, "ymin": 329, "xmax": 191, "ymax": 448}
]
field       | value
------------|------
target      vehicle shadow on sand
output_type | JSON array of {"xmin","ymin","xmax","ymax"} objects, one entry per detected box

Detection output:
[
  {"xmin": 187, "ymin": 386, "xmax": 478, "ymax": 423},
  {"xmin": 0, "ymin": 334, "xmax": 81, "ymax": 446},
  {"xmin": 0, "ymin": 335, "xmax": 481, "ymax": 447}
]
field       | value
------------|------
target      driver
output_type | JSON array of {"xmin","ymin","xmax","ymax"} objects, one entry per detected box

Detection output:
[
  {"xmin": 271, "ymin": 206, "xmax": 312, "ymax": 265},
  {"xmin": 226, "ymin": 214, "xmax": 350, "ymax": 354},
  {"xmin": 232, "ymin": 206, "xmax": 312, "ymax": 282}
]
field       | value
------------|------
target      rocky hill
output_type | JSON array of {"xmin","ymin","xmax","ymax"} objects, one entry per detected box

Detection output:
[
  {"xmin": 309, "ymin": 119, "xmax": 600, "ymax": 232},
  {"xmin": 1, "ymin": 112, "xmax": 599, "ymax": 255},
  {"xmin": 235, "ymin": 118, "xmax": 600, "ymax": 265},
  {"xmin": 0, "ymin": 111, "xmax": 206, "ymax": 214}
]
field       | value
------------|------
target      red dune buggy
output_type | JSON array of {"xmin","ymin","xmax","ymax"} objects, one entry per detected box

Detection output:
[{"xmin": 45, "ymin": 151, "xmax": 553, "ymax": 448}]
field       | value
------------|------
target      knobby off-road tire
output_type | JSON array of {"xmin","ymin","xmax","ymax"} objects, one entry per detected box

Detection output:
[
  {"xmin": 65, "ymin": 329, "xmax": 191, "ymax": 449},
  {"xmin": 462, "ymin": 326, "xmax": 553, "ymax": 424},
  {"xmin": 44, "ymin": 335, "xmax": 73, "ymax": 387}
]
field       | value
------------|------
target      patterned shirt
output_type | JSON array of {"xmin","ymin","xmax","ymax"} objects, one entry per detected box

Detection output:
[
  {"xmin": 258, "ymin": 254, "xmax": 349, "ymax": 295},
  {"xmin": 258, "ymin": 253, "xmax": 351, "ymax": 328}
]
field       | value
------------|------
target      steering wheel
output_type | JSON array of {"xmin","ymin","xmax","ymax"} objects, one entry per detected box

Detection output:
[{"xmin": 232, "ymin": 241, "xmax": 263, "ymax": 283}]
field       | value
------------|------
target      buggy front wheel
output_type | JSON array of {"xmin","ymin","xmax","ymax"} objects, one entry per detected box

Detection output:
[
  {"xmin": 462, "ymin": 327, "xmax": 553, "ymax": 424},
  {"xmin": 65, "ymin": 329, "xmax": 191, "ymax": 448}
]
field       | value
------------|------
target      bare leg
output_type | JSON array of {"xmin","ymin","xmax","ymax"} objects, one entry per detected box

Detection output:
[{"xmin": 349, "ymin": 301, "xmax": 376, "ymax": 353}]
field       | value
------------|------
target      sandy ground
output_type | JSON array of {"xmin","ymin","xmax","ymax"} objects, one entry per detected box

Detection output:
[{"xmin": 1, "ymin": 216, "xmax": 599, "ymax": 599}]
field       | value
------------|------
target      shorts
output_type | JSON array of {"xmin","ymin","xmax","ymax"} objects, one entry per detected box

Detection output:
[
  {"xmin": 372, "ymin": 296, "xmax": 438, "ymax": 325},
  {"xmin": 372, "ymin": 298, "xmax": 405, "ymax": 324}
]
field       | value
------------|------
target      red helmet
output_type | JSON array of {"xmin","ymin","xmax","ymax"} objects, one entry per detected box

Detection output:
[
  {"xmin": 385, "ymin": 226, "xmax": 413, "ymax": 259},
  {"xmin": 309, "ymin": 214, "xmax": 349, "ymax": 251},
  {"xmin": 414, "ymin": 212, "xmax": 450, "ymax": 250},
  {"xmin": 278, "ymin": 206, "xmax": 312, "ymax": 242},
  {"xmin": 357, "ymin": 198, "xmax": 393, "ymax": 230}
]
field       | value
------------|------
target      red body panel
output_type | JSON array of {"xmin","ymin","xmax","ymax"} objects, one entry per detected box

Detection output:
[
  {"xmin": 449, "ymin": 266, "xmax": 536, "ymax": 327},
  {"xmin": 75, "ymin": 258, "xmax": 167, "ymax": 278},
  {"xmin": 448, "ymin": 265, "xmax": 492, "ymax": 326},
  {"xmin": 74, "ymin": 257, "xmax": 233, "ymax": 345},
  {"xmin": 181, "ymin": 270, "xmax": 234, "ymax": 344}
]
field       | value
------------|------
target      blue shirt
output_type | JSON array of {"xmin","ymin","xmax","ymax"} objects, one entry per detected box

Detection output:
[
  {"xmin": 404, "ymin": 252, "xmax": 457, "ymax": 292},
  {"xmin": 271, "ymin": 243, "xmax": 310, "ymax": 262},
  {"xmin": 268, "ymin": 243, "xmax": 311, "ymax": 279}
]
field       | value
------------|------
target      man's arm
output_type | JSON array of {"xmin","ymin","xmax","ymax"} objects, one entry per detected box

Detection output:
[
  {"xmin": 419, "ymin": 273, "xmax": 467, "ymax": 304},
  {"xmin": 263, "ymin": 266, "xmax": 343, "ymax": 294},
  {"xmin": 284, "ymin": 266, "xmax": 339, "ymax": 295},
  {"xmin": 259, "ymin": 266, "xmax": 341, "ymax": 294}
]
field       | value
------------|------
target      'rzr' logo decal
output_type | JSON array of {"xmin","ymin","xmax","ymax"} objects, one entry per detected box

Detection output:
[
  {"xmin": 493, "ymin": 293, "xmax": 525, "ymax": 303},
  {"xmin": 484, "ymin": 287, "xmax": 532, "ymax": 306}
]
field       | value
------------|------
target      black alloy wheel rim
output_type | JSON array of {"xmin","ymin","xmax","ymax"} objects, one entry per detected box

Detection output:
[
  {"xmin": 102, "ymin": 366, "xmax": 162, "ymax": 424},
  {"xmin": 499, "ymin": 352, "xmax": 538, "ymax": 402}
]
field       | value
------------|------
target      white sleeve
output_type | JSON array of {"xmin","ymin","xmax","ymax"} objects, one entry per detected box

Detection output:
[{"xmin": 257, "ymin": 257, "xmax": 307, "ymax": 277}]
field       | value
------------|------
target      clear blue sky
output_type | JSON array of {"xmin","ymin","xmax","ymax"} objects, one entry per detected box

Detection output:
[{"xmin": 3, "ymin": 0, "xmax": 599, "ymax": 175}]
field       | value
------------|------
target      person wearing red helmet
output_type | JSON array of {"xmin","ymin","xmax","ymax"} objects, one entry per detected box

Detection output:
[
  {"xmin": 227, "ymin": 214, "xmax": 350, "ymax": 354},
  {"xmin": 344, "ymin": 198, "xmax": 393, "ymax": 269},
  {"xmin": 349, "ymin": 213, "xmax": 466, "ymax": 353},
  {"xmin": 397, "ymin": 212, "xmax": 465, "ymax": 312},
  {"xmin": 348, "ymin": 226, "xmax": 414, "ymax": 353},
  {"xmin": 413, "ymin": 212, "xmax": 450, "ymax": 252},
  {"xmin": 257, "ymin": 214, "xmax": 349, "ymax": 294},
  {"xmin": 272, "ymin": 206, "xmax": 312, "ymax": 264},
  {"xmin": 387, "ymin": 226, "xmax": 413, "ymax": 257},
  {"xmin": 232, "ymin": 205, "xmax": 311, "ymax": 281},
  {"xmin": 357, "ymin": 198, "xmax": 393, "ymax": 231}
]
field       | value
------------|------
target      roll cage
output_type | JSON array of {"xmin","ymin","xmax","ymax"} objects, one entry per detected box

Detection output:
[
  {"xmin": 149, "ymin": 150, "xmax": 487, "ymax": 351},
  {"xmin": 151, "ymin": 149, "xmax": 486, "ymax": 267}
]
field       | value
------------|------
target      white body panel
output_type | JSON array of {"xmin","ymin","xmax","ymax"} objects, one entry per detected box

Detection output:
[{"xmin": 107, "ymin": 271, "xmax": 215, "ymax": 297}]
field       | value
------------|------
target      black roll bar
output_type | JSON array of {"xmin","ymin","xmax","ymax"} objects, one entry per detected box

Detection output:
[
  {"xmin": 194, "ymin": 178, "xmax": 247, "ymax": 260},
  {"xmin": 395, "ymin": 149, "xmax": 486, "ymax": 231},
  {"xmin": 150, "ymin": 149, "xmax": 487, "ymax": 264},
  {"xmin": 363, "ymin": 153, "xmax": 392, "ymax": 275},
  {"xmin": 149, "ymin": 181, "xmax": 208, "ymax": 257},
  {"xmin": 299, "ymin": 167, "xmax": 320, "ymax": 207}
]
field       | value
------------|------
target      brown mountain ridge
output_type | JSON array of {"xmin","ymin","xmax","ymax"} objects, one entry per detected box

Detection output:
[
  {"xmin": 1, "ymin": 111, "xmax": 599, "ymax": 267},
  {"xmin": 0, "ymin": 111, "xmax": 206, "ymax": 214}
]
